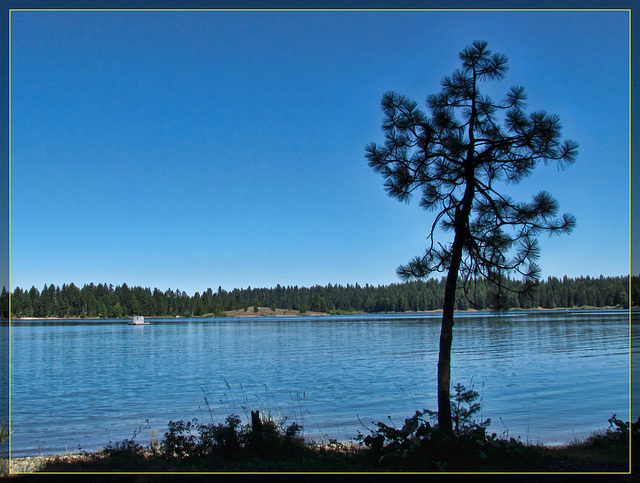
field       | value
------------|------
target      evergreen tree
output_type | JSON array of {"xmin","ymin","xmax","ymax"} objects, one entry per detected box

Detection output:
[
  {"xmin": 366, "ymin": 41, "xmax": 577, "ymax": 434},
  {"xmin": 310, "ymin": 293, "xmax": 328, "ymax": 313},
  {"xmin": 10, "ymin": 274, "xmax": 631, "ymax": 319}
]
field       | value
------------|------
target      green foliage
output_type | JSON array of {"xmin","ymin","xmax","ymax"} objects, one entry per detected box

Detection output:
[
  {"xmin": 451, "ymin": 382, "xmax": 490, "ymax": 437},
  {"xmin": 18, "ymin": 410, "xmax": 631, "ymax": 473},
  {"xmin": 366, "ymin": 40, "xmax": 577, "ymax": 310},
  {"xmin": 10, "ymin": 275, "xmax": 631, "ymax": 319},
  {"xmin": 358, "ymin": 383, "xmax": 492, "ymax": 469},
  {"xmin": 310, "ymin": 294, "xmax": 328, "ymax": 313},
  {"xmin": 161, "ymin": 419, "xmax": 199, "ymax": 458},
  {"xmin": 198, "ymin": 414, "xmax": 242, "ymax": 456},
  {"xmin": 604, "ymin": 414, "xmax": 639, "ymax": 442},
  {"xmin": 102, "ymin": 438, "xmax": 145, "ymax": 457},
  {"xmin": 105, "ymin": 412, "xmax": 306, "ymax": 463},
  {"xmin": 0, "ymin": 289, "xmax": 9, "ymax": 319}
]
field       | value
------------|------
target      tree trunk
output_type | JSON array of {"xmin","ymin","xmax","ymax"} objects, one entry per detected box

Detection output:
[
  {"xmin": 436, "ymin": 73, "xmax": 478, "ymax": 435},
  {"xmin": 438, "ymin": 145, "xmax": 476, "ymax": 435},
  {"xmin": 437, "ymin": 227, "xmax": 465, "ymax": 436}
]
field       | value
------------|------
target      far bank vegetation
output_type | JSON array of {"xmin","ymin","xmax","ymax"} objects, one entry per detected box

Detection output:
[{"xmin": 7, "ymin": 275, "xmax": 633, "ymax": 319}]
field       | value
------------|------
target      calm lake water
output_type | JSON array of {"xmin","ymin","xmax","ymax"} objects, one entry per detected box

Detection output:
[{"xmin": 10, "ymin": 310, "xmax": 634, "ymax": 457}]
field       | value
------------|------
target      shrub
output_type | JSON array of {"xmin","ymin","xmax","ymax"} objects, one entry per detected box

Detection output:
[
  {"xmin": 198, "ymin": 414, "xmax": 242, "ymax": 457},
  {"xmin": 161, "ymin": 419, "xmax": 199, "ymax": 458},
  {"xmin": 451, "ymin": 382, "xmax": 490, "ymax": 439},
  {"xmin": 357, "ymin": 383, "xmax": 491, "ymax": 469},
  {"xmin": 245, "ymin": 417, "xmax": 304, "ymax": 458},
  {"xmin": 102, "ymin": 438, "xmax": 145, "ymax": 457},
  {"xmin": 144, "ymin": 411, "xmax": 305, "ymax": 461},
  {"xmin": 599, "ymin": 414, "xmax": 640, "ymax": 445}
]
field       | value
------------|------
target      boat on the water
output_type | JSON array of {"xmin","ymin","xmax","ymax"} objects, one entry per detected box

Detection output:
[{"xmin": 128, "ymin": 316, "xmax": 150, "ymax": 325}]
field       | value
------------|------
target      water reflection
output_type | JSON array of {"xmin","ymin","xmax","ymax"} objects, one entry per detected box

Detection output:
[{"xmin": 10, "ymin": 310, "xmax": 630, "ymax": 456}]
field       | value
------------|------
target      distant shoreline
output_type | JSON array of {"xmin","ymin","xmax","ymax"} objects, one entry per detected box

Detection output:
[{"xmin": 9, "ymin": 305, "xmax": 629, "ymax": 321}]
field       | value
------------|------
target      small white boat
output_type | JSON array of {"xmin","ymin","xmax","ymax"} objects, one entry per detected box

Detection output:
[{"xmin": 128, "ymin": 316, "xmax": 150, "ymax": 325}]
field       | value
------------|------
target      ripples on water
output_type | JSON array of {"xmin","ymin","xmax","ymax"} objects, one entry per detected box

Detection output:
[{"xmin": 10, "ymin": 310, "xmax": 632, "ymax": 456}]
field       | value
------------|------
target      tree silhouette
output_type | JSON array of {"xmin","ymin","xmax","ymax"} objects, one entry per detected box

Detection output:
[{"xmin": 366, "ymin": 41, "xmax": 577, "ymax": 434}]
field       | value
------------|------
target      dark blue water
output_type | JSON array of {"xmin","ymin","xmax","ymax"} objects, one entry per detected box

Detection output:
[{"xmin": 10, "ymin": 310, "xmax": 632, "ymax": 457}]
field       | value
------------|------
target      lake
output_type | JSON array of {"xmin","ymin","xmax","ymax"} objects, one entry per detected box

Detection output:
[{"xmin": 9, "ymin": 309, "xmax": 634, "ymax": 457}]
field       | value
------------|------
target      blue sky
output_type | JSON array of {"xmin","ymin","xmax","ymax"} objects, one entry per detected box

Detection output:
[{"xmin": 10, "ymin": 9, "xmax": 630, "ymax": 295}]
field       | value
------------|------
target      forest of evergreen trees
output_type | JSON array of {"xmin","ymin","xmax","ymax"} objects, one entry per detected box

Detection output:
[{"xmin": 6, "ymin": 274, "xmax": 634, "ymax": 319}]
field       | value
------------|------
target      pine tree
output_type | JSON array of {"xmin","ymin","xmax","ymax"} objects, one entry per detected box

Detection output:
[{"xmin": 366, "ymin": 41, "xmax": 577, "ymax": 434}]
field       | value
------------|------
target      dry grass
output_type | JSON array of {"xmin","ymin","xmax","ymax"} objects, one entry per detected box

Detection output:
[{"xmin": 223, "ymin": 307, "xmax": 326, "ymax": 317}]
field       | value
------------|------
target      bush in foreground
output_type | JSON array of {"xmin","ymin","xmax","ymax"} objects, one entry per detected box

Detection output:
[
  {"xmin": 9, "ymin": 386, "xmax": 635, "ymax": 473},
  {"xmin": 356, "ymin": 385, "xmax": 634, "ymax": 472}
]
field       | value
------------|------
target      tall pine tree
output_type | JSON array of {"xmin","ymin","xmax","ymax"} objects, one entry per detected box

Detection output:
[{"xmin": 366, "ymin": 41, "xmax": 577, "ymax": 434}]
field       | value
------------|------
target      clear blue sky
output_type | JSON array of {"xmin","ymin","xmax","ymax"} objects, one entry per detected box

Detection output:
[{"xmin": 10, "ymin": 9, "xmax": 630, "ymax": 295}]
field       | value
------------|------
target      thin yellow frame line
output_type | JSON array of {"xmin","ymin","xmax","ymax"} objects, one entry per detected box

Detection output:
[
  {"xmin": 6, "ymin": 7, "xmax": 633, "ymax": 476},
  {"xmin": 627, "ymin": 9, "xmax": 633, "ymax": 475},
  {"xmin": 8, "ymin": 8, "xmax": 12, "ymax": 470}
]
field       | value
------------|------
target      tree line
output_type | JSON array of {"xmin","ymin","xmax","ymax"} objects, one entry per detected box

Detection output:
[{"xmin": 7, "ymin": 274, "xmax": 632, "ymax": 319}]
